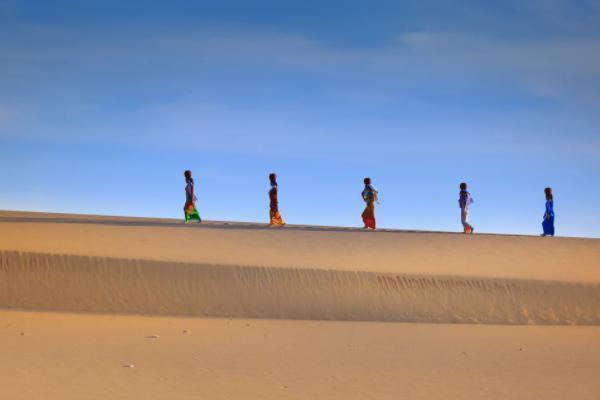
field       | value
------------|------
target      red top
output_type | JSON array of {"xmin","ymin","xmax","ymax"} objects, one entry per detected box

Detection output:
[{"xmin": 269, "ymin": 187, "xmax": 278, "ymax": 211}]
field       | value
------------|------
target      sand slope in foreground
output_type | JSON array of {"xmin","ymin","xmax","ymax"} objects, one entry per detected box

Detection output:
[{"xmin": 1, "ymin": 310, "xmax": 600, "ymax": 400}]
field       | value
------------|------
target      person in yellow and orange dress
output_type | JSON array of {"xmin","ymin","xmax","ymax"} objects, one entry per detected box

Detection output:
[
  {"xmin": 361, "ymin": 177, "xmax": 378, "ymax": 229},
  {"xmin": 269, "ymin": 173, "xmax": 286, "ymax": 227}
]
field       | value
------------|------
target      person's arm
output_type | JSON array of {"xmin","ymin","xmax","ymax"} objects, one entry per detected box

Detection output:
[
  {"xmin": 372, "ymin": 186, "xmax": 379, "ymax": 203},
  {"xmin": 546, "ymin": 201, "xmax": 553, "ymax": 218}
]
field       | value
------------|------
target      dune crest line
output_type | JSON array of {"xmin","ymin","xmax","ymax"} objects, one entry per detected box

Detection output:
[{"xmin": 1, "ymin": 250, "xmax": 599, "ymax": 325}]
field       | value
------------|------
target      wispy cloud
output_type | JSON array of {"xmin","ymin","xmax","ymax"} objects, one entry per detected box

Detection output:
[
  {"xmin": 1, "ymin": 13, "xmax": 600, "ymax": 160},
  {"xmin": 3, "ymin": 24, "xmax": 600, "ymax": 98}
]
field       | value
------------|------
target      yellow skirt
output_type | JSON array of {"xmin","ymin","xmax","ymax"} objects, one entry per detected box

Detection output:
[
  {"xmin": 270, "ymin": 210, "xmax": 286, "ymax": 226},
  {"xmin": 361, "ymin": 202, "xmax": 376, "ymax": 229}
]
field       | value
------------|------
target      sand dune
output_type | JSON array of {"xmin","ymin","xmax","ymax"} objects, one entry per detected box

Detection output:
[
  {"xmin": 2, "ymin": 211, "xmax": 600, "ymax": 399},
  {"xmin": 1, "ymin": 210, "xmax": 599, "ymax": 282},
  {"xmin": 1, "ymin": 211, "xmax": 599, "ymax": 324}
]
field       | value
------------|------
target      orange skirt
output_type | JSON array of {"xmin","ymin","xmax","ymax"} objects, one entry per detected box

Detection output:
[
  {"xmin": 270, "ymin": 210, "xmax": 286, "ymax": 226},
  {"xmin": 361, "ymin": 202, "xmax": 376, "ymax": 229}
]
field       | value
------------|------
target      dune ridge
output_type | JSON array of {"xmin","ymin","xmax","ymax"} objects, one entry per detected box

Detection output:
[
  {"xmin": 2, "ymin": 250, "xmax": 600, "ymax": 325},
  {"xmin": 2, "ymin": 211, "xmax": 600, "ymax": 283}
]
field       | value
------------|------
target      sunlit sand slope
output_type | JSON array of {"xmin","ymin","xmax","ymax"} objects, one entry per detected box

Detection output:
[
  {"xmin": 1, "ymin": 211, "xmax": 599, "ymax": 324},
  {"xmin": 1, "ymin": 251, "xmax": 599, "ymax": 324},
  {"xmin": 2, "ymin": 310, "xmax": 600, "ymax": 400}
]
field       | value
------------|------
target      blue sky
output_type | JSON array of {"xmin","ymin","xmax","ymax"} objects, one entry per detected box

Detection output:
[{"xmin": 1, "ymin": 0, "xmax": 599, "ymax": 237}]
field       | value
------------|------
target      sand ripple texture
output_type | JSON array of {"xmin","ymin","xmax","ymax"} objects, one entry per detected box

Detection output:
[{"xmin": 2, "ymin": 250, "xmax": 599, "ymax": 325}]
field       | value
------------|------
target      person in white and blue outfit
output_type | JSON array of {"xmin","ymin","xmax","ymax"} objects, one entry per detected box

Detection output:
[{"xmin": 459, "ymin": 182, "xmax": 474, "ymax": 234}]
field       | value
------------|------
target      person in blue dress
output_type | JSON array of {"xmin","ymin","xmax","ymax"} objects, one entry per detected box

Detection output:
[{"xmin": 541, "ymin": 187, "xmax": 554, "ymax": 236}]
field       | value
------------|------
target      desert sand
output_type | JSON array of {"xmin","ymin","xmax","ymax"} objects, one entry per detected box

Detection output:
[{"xmin": 1, "ymin": 210, "xmax": 600, "ymax": 399}]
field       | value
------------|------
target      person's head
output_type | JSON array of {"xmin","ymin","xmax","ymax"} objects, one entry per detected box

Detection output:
[
  {"xmin": 364, "ymin": 177, "xmax": 371, "ymax": 185},
  {"xmin": 544, "ymin": 187, "xmax": 553, "ymax": 201},
  {"xmin": 184, "ymin": 170, "xmax": 193, "ymax": 183},
  {"xmin": 460, "ymin": 182, "xmax": 467, "ymax": 191},
  {"xmin": 269, "ymin": 173, "xmax": 277, "ymax": 186}
]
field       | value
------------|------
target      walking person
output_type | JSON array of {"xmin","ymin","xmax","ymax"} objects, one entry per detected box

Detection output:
[
  {"xmin": 269, "ymin": 173, "xmax": 286, "ymax": 227},
  {"xmin": 183, "ymin": 170, "xmax": 201, "ymax": 223},
  {"xmin": 361, "ymin": 177, "xmax": 378, "ymax": 230},
  {"xmin": 541, "ymin": 187, "xmax": 555, "ymax": 237},
  {"xmin": 459, "ymin": 182, "xmax": 474, "ymax": 234}
]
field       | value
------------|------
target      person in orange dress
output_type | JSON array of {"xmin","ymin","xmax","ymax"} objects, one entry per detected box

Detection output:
[{"xmin": 269, "ymin": 173, "xmax": 286, "ymax": 227}]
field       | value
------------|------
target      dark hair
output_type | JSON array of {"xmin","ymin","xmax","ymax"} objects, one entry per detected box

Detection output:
[
  {"xmin": 184, "ymin": 170, "xmax": 193, "ymax": 183},
  {"xmin": 364, "ymin": 177, "xmax": 371, "ymax": 185},
  {"xmin": 460, "ymin": 182, "xmax": 467, "ymax": 190},
  {"xmin": 544, "ymin": 187, "xmax": 553, "ymax": 201},
  {"xmin": 269, "ymin": 173, "xmax": 277, "ymax": 182}
]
